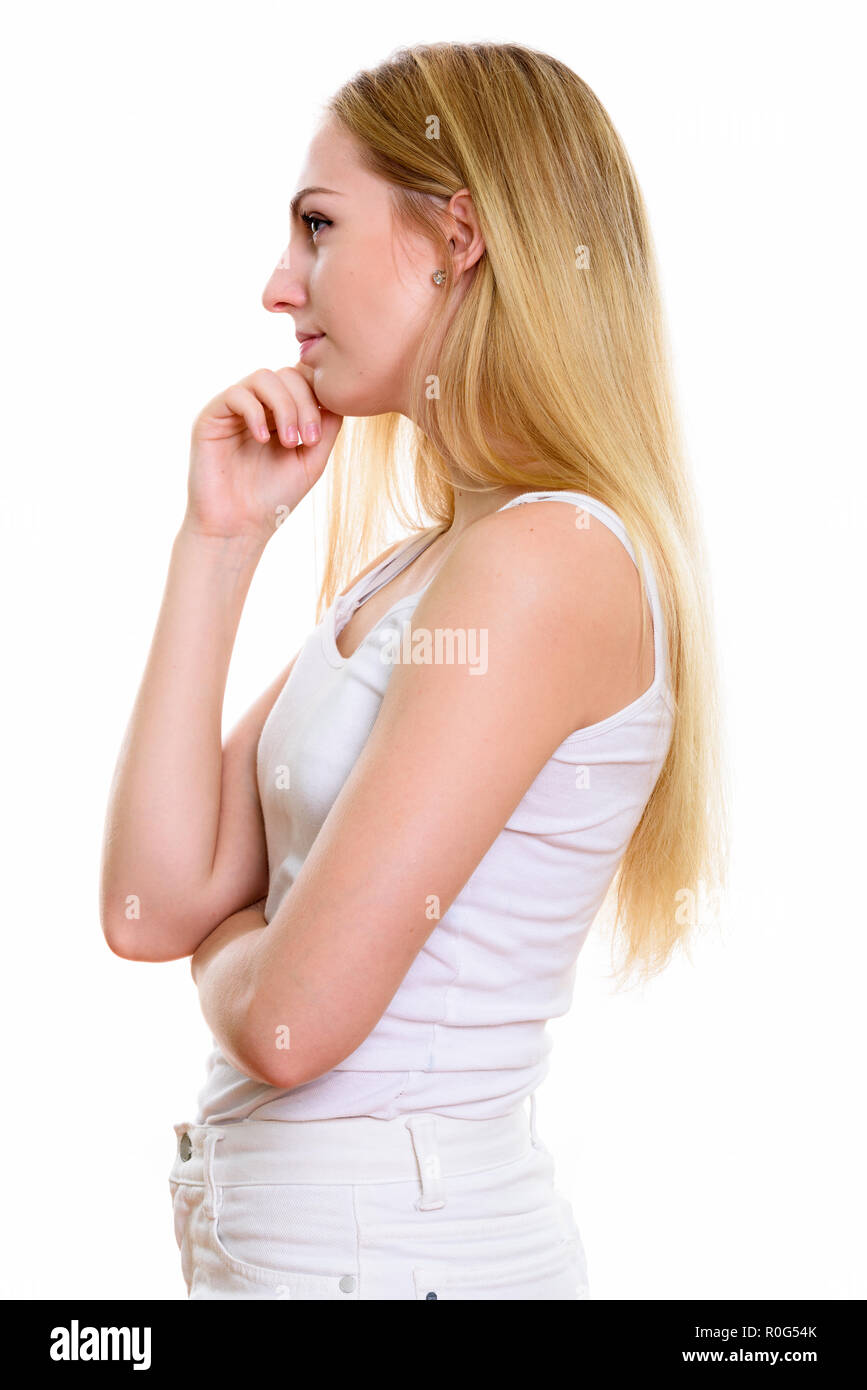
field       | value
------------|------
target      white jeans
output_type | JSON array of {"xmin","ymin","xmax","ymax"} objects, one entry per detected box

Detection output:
[{"xmin": 167, "ymin": 1095, "xmax": 590, "ymax": 1300}]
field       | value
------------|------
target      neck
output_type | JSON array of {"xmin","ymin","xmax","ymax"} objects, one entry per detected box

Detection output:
[{"xmin": 447, "ymin": 483, "xmax": 545, "ymax": 535}]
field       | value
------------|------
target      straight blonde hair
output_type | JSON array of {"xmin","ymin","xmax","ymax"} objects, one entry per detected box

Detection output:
[{"xmin": 314, "ymin": 41, "xmax": 730, "ymax": 990}]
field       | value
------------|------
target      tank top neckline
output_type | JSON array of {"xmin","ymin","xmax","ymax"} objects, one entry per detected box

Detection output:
[
  {"xmin": 323, "ymin": 523, "xmax": 450, "ymax": 667},
  {"xmin": 321, "ymin": 490, "xmax": 665, "ymax": 688},
  {"xmin": 342, "ymin": 522, "xmax": 450, "ymax": 613},
  {"xmin": 328, "ymin": 491, "xmax": 583, "ymax": 652}
]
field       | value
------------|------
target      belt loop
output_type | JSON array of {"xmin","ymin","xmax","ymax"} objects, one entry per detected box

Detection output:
[
  {"xmin": 529, "ymin": 1092, "xmax": 540, "ymax": 1147},
  {"xmin": 202, "ymin": 1131, "xmax": 224, "ymax": 1220},
  {"xmin": 404, "ymin": 1115, "xmax": 446, "ymax": 1211}
]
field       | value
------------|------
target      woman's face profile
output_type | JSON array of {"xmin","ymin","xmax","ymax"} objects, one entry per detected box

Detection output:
[{"xmin": 262, "ymin": 115, "xmax": 448, "ymax": 419}]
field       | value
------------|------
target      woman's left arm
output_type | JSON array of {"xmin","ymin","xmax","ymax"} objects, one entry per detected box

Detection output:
[{"xmin": 190, "ymin": 897, "xmax": 270, "ymax": 1080}]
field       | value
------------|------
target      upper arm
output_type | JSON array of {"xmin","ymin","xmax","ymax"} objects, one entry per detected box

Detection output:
[
  {"xmin": 196, "ymin": 649, "xmax": 300, "ymax": 933},
  {"xmin": 247, "ymin": 503, "xmax": 646, "ymax": 1088},
  {"xmin": 194, "ymin": 536, "xmax": 419, "ymax": 936}
]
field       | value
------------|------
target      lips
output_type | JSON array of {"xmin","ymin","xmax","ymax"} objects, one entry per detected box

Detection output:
[{"xmin": 298, "ymin": 334, "xmax": 325, "ymax": 357}]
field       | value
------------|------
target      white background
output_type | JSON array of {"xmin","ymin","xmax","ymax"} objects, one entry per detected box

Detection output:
[{"xmin": 2, "ymin": 0, "xmax": 863, "ymax": 1299}]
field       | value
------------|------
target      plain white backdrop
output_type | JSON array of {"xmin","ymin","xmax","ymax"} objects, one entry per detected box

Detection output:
[{"xmin": 2, "ymin": 0, "xmax": 863, "ymax": 1299}]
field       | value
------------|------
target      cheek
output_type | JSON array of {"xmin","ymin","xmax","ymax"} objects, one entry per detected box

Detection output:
[
  {"xmin": 350, "ymin": 249, "xmax": 421, "ymax": 328},
  {"xmin": 329, "ymin": 295, "xmax": 409, "ymax": 364},
  {"xmin": 318, "ymin": 254, "xmax": 427, "ymax": 374}
]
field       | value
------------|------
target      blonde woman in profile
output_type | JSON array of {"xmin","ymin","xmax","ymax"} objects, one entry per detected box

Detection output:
[{"xmin": 100, "ymin": 41, "xmax": 728, "ymax": 1300}]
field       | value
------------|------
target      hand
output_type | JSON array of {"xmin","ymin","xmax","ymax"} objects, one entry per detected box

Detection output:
[{"xmin": 184, "ymin": 360, "xmax": 343, "ymax": 544}]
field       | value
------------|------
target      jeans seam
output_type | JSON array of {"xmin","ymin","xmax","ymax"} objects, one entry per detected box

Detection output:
[{"xmin": 351, "ymin": 1183, "xmax": 362, "ymax": 1295}]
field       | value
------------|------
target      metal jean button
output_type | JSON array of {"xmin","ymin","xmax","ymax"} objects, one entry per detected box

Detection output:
[{"xmin": 338, "ymin": 1275, "xmax": 356, "ymax": 1294}]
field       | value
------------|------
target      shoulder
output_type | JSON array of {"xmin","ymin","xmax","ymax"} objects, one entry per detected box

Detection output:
[
  {"xmin": 409, "ymin": 497, "xmax": 647, "ymax": 734},
  {"xmin": 430, "ymin": 496, "xmax": 641, "ymax": 635}
]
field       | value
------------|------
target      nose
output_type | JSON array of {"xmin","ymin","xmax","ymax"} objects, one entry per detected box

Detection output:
[{"xmin": 262, "ymin": 244, "xmax": 306, "ymax": 315}]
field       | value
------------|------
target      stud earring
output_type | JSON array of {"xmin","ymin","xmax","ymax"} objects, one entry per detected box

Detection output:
[{"xmin": 432, "ymin": 269, "xmax": 446, "ymax": 285}]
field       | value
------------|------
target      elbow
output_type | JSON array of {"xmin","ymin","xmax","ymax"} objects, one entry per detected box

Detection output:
[
  {"xmin": 247, "ymin": 1036, "xmax": 343, "ymax": 1093},
  {"xmin": 234, "ymin": 1049, "xmax": 298, "ymax": 1092},
  {"xmin": 100, "ymin": 880, "xmax": 217, "ymax": 961},
  {"xmin": 101, "ymin": 927, "xmax": 183, "ymax": 962},
  {"xmin": 100, "ymin": 911, "xmax": 145, "ymax": 960},
  {"xmin": 242, "ymin": 1022, "xmax": 318, "ymax": 1092},
  {"xmin": 99, "ymin": 881, "xmax": 160, "ymax": 960},
  {"xmin": 103, "ymin": 927, "xmax": 139, "ymax": 961},
  {"xmin": 100, "ymin": 910, "xmax": 195, "ymax": 963},
  {"xmin": 236, "ymin": 994, "xmax": 355, "ymax": 1092},
  {"xmin": 98, "ymin": 875, "xmax": 210, "ymax": 961},
  {"xmin": 244, "ymin": 1037, "xmax": 301, "ymax": 1091}
]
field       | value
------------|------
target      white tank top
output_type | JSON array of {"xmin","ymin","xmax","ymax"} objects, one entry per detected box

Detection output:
[{"xmin": 195, "ymin": 491, "xmax": 675, "ymax": 1123}]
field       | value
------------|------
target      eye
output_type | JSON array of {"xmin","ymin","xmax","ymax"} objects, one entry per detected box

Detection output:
[{"xmin": 300, "ymin": 212, "xmax": 331, "ymax": 242}]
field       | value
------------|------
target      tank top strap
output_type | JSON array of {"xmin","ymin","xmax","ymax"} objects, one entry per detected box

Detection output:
[
  {"xmin": 345, "ymin": 523, "xmax": 448, "ymax": 612},
  {"xmin": 495, "ymin": 490, "xmax": 641, "ymax": 564},
  {"xmin": 495, "ymin": 490, "xmax": 630, "ymax": 545}
]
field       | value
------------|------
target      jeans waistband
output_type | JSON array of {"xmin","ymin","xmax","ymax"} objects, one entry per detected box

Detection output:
[{"xmin": 169, "ymin": 1096, "xmax": 542, "ymax": 1211}]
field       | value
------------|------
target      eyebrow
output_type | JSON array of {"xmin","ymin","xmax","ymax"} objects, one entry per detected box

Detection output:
[{"xmin": 289, "ymin": 186, "xmax": 345, "ymax": 219}]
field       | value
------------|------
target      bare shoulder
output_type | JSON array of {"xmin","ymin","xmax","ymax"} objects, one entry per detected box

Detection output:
[
  {"xmin": 419, "ymin": 498, "xmax": 652, "ymax": 731},
  {"xmin": 436, "ymin": 496, "xmax": 642, "ymax": 615}
]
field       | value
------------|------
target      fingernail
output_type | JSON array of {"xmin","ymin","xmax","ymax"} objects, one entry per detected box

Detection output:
[{"xmin": 302, "ymin": 421, "xmax": 320, "ymax": 444}]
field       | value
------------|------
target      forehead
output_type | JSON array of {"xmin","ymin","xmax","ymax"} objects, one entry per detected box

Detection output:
[{"xmin": 294, "ymin": 117, "xmax": 373, "ymax": 198}]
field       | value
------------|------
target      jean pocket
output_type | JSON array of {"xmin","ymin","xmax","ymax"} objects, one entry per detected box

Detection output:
[
  {"xmin": 168, "ymin": 1180, "xmax": 197, "ymax": 1296},
  {"xmin": 202, "ymin": 1185, "xmax": 359, "ymax": 1300},
  {"xmin": 413, "ymin": 1235, "xmax": 589, "ymax": 1300}
]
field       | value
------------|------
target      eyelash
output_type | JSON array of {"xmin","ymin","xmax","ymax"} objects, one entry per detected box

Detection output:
[{"xmin": 300, "ymin": 212, "xmax": 331, "ymax": 241}]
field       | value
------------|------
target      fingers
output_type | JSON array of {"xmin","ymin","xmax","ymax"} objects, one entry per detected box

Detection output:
[
  {"xmin": 272, "ymin": 366, "xmax": 323, "ymax": 446},
  {"xmin": 288, "ymin": 359, "xmax": 318, "ymax": 396},
  {"xmin": 237, "ymin": 369, "xmax": 300, "ymax": 447},
  {"xmin": 221, "ymin": 384, "xmax": 275, "ymax": 443},
  {"xmin": 216, "ymin": 367, "xmax": 327, "ymax": 451},
  {"xmin": 241, "ymin": 367, "xmax": 322, "ymax": 448}
]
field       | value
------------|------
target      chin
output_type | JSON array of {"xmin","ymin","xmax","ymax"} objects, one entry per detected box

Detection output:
[{"xmin": 313, "ymin": 373, "xmax": 397, "ymax": 418}]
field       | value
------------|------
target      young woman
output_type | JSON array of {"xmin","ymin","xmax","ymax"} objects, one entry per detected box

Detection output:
[{"xmin": 100, "ymin": 41, "xmax": 728, "ymax": 1300}]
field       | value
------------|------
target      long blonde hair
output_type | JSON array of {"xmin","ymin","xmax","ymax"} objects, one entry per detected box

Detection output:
[{"xmin": 315, "ymin": 41, "xmax": 730, "ymax": 990}]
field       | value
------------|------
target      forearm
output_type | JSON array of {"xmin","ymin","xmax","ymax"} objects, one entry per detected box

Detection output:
[
  {"xmin": 100, "ymin": 524, "xmax": 266, "ymax": 959},
  {"xmin": 190, "ymin": 900, "xmax": 274, "ymax": 1082}
]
